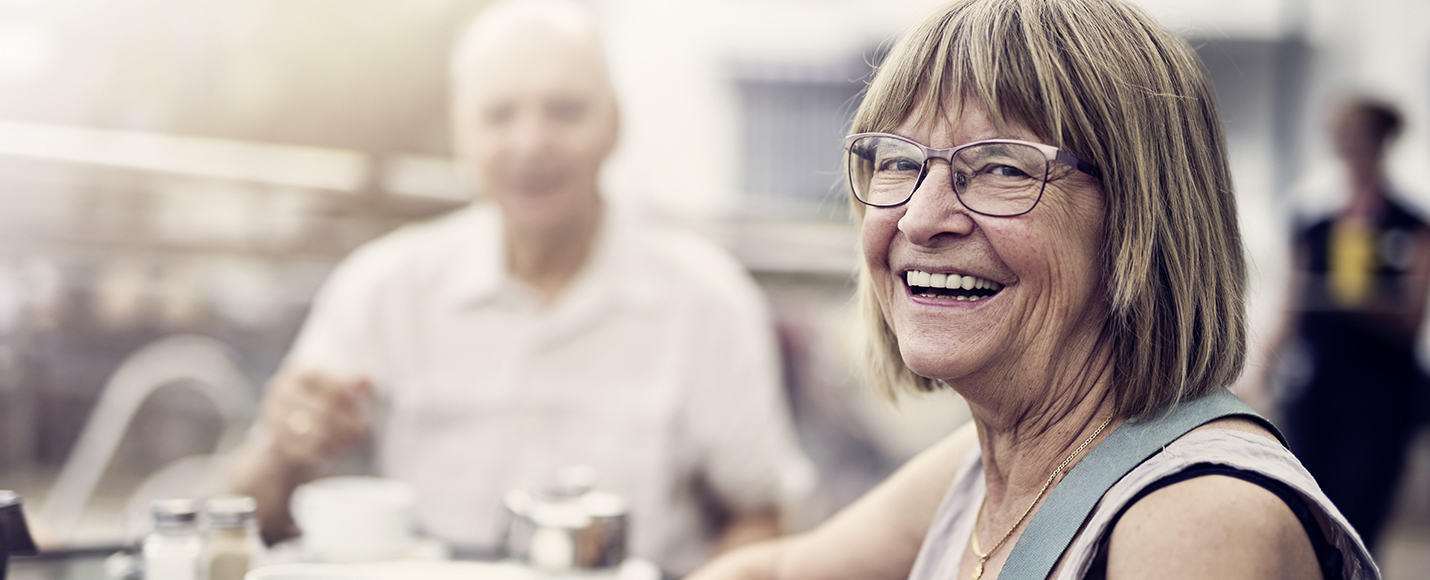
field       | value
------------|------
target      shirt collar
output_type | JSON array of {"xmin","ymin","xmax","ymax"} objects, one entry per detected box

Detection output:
[
  {"xmin": 438, "ymin": 203, "xmax": 507, "ymax": 308},
  {"xmin": 442, "ymin": 202, "xmax": 666, "ymax": 317}
]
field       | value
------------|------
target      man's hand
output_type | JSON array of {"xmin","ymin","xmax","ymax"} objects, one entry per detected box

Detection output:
[{"xmin": 260, "ymin": 367, "xmax": 373, "ymax": 470}]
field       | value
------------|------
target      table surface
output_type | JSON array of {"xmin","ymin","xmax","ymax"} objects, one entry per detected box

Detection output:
[
  {"xmin": 7, "ymin": 550, "xmax": 670, "ymax": 580},
  {"xmin": 9, "ymin": 552, "xmax": 116, "ymax": 580}
]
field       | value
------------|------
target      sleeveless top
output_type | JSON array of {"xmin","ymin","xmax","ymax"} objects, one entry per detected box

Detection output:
[{"xmin": 907, "ymin": 429, "xmax": 1381, "ymax": 580}]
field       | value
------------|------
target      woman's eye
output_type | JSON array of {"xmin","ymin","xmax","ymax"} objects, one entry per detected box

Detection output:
[
  {"xmin": 878, "ymin": 157, "xmax": 923, "ymax": 172},
  {"xmin": 988, "ymin": 164, "xmax": 1031, "ymax": 178}
]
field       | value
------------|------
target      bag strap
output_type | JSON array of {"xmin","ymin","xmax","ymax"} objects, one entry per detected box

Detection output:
[{"xmin": 998, "ymin": 388, "xmax": 1280, "ymax": 579}]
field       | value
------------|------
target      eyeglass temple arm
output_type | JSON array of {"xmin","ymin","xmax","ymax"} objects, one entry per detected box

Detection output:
[{"xmin": 1055, "ymin": 150, "xmax": 1102, "ymax": 180}]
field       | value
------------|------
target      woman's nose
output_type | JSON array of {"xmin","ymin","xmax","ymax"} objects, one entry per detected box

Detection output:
[{"xmin": 897, "ymin": 163, "xmax": 976, "ymax": 246}]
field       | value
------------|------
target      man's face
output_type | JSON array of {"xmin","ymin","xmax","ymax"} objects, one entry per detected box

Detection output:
[{"xmin": 451, "ymin": 26, "xmax": 618, "ymax": 234}]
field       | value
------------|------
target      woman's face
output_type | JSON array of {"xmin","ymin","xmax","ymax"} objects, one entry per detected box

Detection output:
[{"xmin": 861, "ymin": 99, "xmax": 1108, "ymax": 393}]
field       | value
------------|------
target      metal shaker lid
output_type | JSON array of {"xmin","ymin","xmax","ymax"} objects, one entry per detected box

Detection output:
[
  {"xmin": 151, "ymin": 499, "xmax": 199, "ymax": 530},
  {"xmin": 205, "ymin": 495, "xmax": 257, "ymax": 528}
]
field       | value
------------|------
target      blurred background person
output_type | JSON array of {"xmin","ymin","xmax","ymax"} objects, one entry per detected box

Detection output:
[
  {"xmin": 1271, "ymin": 96, "xmax": 1430, "ymax": 553},
  {"xmin": 225, "ymin": 0, "xmax": 811, "ymax": 574}
]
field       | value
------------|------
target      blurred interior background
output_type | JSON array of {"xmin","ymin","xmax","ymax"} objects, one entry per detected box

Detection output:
[{"xmin": 1, "ymin": 0, "xmax": 1430, "ymax": 577}]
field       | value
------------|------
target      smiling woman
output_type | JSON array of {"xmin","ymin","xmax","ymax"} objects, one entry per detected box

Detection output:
[
  {"xmin": 850, "ymin": 7, "xmax": 1242, "ymax": 415},
  {"xmin": 857, "ymin": 97, "xmax": 1112, "ymax": 405},
  {"xmin": 686, "ymin": 0, "xmax": 1382, "ymax": 579}
]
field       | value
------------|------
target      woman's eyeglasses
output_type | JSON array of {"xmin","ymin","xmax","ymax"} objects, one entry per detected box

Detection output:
[{"xmin": 843, "ymin": 133, "xmax": 1102, "ymax": 217}]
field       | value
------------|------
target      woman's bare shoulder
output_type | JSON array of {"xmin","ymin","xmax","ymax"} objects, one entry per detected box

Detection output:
[
  {"xmin": 1104, "ymin": 473, "xmax": 1320, "ymax": 580},
  {"xmin": 1188, "ymin": 415, "xmax": 1282, "ymax": 444}
]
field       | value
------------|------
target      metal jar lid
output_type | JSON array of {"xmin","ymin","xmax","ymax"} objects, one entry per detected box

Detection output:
[
  {"xmin": 151, "ymin": 499, "xmax": 199, "ymax": 530},
  {"xmin": 205, "ymin": 496, "xmax": 257, "ymax": 528}
]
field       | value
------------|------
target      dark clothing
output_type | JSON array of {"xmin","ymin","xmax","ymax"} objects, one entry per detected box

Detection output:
[{"xmin": 1285, "ymin": 197, "xmax": 1428, "ymax": 551}]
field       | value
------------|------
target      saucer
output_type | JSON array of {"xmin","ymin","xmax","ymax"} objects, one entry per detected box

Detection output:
[
  {"xmin": 246, "ymin": 559, "xmax": 661, "ymax": 580},
  {"xmin": 265, "ymin": 536, "xmax": 451, "ymax": 565}
]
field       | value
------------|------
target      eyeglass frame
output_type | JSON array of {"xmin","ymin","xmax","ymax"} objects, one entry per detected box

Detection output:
[{"xmin": 842, "ymin": 132, "xmax": 1103, "ymax": 217}]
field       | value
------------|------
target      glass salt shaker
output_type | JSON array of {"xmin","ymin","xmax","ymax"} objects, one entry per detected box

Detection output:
[{"xmin": 142, "ymin": 499, "xmax": 202, "ymax": 580}]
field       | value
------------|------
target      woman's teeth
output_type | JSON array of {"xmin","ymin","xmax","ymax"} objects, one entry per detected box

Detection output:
[{"xmin": 905, "ymin": 269, "xmax": 1003, "ymax": 301}]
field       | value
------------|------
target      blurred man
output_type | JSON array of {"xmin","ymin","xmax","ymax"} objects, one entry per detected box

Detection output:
[{"xmin": 227, "ymin": 0, "xmax": 811, "ymax": 573}]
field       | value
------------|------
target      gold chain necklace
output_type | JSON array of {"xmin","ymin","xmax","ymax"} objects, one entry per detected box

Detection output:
[{"xmin": 968, "ymin": 415, "xmax": 1112, "ymax": 580}]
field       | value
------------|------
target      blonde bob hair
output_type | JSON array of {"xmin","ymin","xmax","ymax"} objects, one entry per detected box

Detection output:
[{"xmin": 854, "ymin": 0, "xmax": 1245, "ymax": 419}]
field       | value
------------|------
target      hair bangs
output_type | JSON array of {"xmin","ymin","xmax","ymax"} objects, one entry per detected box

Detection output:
[{"xmin": 856, "ymin": 0, "xmax": 1066, "ymax": 148}]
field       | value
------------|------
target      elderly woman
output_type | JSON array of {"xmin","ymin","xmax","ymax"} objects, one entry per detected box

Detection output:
[{"xmin": 692, "ymin": 0, "xmax": 1379, "ymax": 579}]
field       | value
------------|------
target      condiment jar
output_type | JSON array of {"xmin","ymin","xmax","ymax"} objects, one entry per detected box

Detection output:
[
  {"xmin": 143, "ymin": 499, "xmax": 202, "ymax": 580},
  {"xmin": 201, "ymin": 496, "xmax": 264, "ymax": 580},
  {"xmin": 501, "ymin": 466, "xmax": 628, "ymax": 572}
]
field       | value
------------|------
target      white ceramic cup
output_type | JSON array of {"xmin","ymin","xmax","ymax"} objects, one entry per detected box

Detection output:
[{"xmin": 290, "ymin": 477, "xmax": 416, "ymax": 563}]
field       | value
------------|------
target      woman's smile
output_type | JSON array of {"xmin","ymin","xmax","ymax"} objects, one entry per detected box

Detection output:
[{"xmin": 903, "ymin": 268, "xmax": 1006, "ymax": 302}]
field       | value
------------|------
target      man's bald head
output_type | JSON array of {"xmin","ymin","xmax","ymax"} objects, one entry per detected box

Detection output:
[
  {"xmin": 447, "ymin": 0, "xmax": 619, "ymax": 236},
  {"xmin": 449, "ymin": 0, "xmax": 615, "ymax": 111}
]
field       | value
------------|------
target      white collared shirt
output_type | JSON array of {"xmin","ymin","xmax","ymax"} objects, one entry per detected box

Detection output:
[{"xmin": 286, "ymin": 202, "xmax": 813, "ymax": 574}]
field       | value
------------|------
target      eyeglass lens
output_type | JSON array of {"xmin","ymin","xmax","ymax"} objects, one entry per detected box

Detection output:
[{"xmin": 847, "ymin": 135, "xmax": 1049, "ymax": 216}]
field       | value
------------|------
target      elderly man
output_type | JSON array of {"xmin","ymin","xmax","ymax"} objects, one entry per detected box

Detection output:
[{"xmin": 228, "ymin": 0, "xmax": 811, "ymax": 573}]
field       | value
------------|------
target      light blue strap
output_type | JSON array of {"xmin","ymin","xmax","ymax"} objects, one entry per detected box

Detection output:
[{"xmin": 998, "ymin": 388, "xmax": 1279, "ymax": 579}]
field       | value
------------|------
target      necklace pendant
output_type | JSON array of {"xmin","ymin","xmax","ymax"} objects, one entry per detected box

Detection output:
[{"xmin": 971, "ymin": 561, "xmax": 983, "ymax": 580}]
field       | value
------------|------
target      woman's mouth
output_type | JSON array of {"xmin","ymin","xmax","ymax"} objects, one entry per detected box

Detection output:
[{"xmin": 904, "ymin": 269, "xmax": 1004, "ymax": 301}]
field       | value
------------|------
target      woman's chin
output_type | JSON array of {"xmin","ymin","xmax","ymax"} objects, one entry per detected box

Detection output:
[
  {"xmin": 900, "ymin": 353, "xmax": 977, "ymax": 387},
  {"xmin": 898, "ymin": 337, "xmax": 1018, "ymax": 393}
]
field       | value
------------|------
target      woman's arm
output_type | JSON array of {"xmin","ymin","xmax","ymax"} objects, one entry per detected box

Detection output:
[
  {"xmin": 712, "ymin": 510, "xmax": 781, "ymax": 555},
  {"xmin": 688, "ymin": 421, "xmax": 978, "ymax": 580},
  {"xmin": 1105, "ymin": 475, "xmax": 1320, "ymax": 580}
]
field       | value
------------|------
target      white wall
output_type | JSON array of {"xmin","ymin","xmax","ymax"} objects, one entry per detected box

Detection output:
[{"xmin": 594, "ymin": 0, "xmax": 948, "ymax": 219}]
